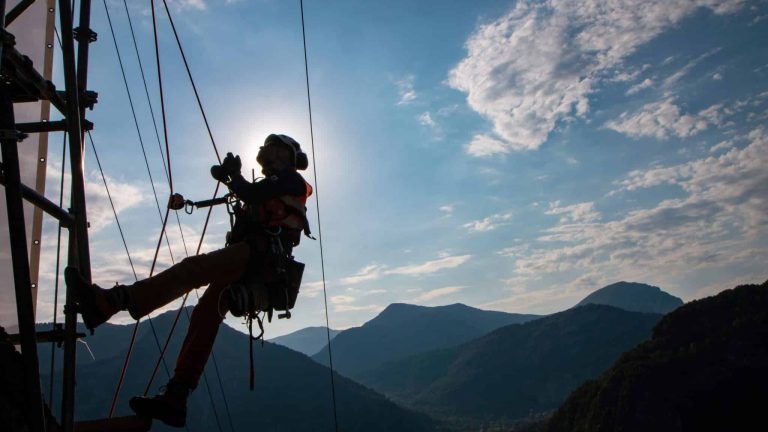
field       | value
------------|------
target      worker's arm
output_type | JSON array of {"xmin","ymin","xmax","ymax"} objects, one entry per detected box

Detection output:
[{"xmin": 227, "ymin": 171, "xmax": 306, "ymax": 205}]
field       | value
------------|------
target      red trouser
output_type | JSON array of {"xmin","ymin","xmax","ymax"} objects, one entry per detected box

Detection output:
[{"xmin": 126, "ymin": 242, "xmax": 250, "ymax": 388}]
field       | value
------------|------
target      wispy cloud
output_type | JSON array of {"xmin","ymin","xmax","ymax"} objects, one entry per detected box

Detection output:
[
  {"xmin": 387, "ymin": 255, "xmax": 471, "ymax": 276},
  {"xmin": 167, "ymin": 0, "xmax": 207, "ymax": 11},
  {"xmin": 545, "ymin": 201, "xmax": 600, "ymax": 224},
  {"xmin": 395, "ymin": 74, "xmax": 417, "ymax": 105},
  {"xmin": 626, "ymin": 78, "xmax": 654, "ymax": 95},
  {"xmin": 466, "ymin": 135, "xmax": 510, "ymax": 157},
  {"xmin": 330, "ymin": 295, "xmax": 383, "ymax": 313},
  {"xmin": 661, "ymin": 48, "xmax": 722, "ymax": 89},
  {"xmin": 605, "ymin": 98, "xmax": 724, "ymax": 139},
  {"xmin": 340, "ymin": 264, "xmax": 386, "ymax": 285},
  {"xmin": 448, "ymin": 0, "xmax": 745, "ymax": 154},
  {"xmin": 463, "ymin": 212, "xmax": 513, "ymax": 232},
  {"xmin": 418, "ymin": 111, "xmax": 444, "ymax": 140},
  {"xmin": 45, "ymin": 162, "xmax": 146, "ymax": 234},
  {"xmin": 418, "ymin": 112, "xmax": 437, "ymax": 127},
  {"xmin": 511, "ymin": 127, "xmax": 768, "ymax": 284},
  {"xmin": 339, "ymin": 254, "xmax": 472, "ymax": 286},
  {"xmin": 439, "ymin": 204, "xmax": 455, "ymax": 216},
  {"xmin": 413, "ymin": 286, "xmax": 465, "ymax": 303}
]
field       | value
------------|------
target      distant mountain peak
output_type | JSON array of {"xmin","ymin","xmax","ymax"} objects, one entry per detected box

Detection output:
[{"xmin": 577, "ymin": 281, "xmax": 683, "ymax": 314}]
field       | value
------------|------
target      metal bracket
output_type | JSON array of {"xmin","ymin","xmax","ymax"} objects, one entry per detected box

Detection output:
[
  {"xmin": 80, "ymin": 89, "xmax": 98, "ymax": 110},
  {"xmin": 73, "ymin": 27, "xmax": 97, "ymax": 43},
  {"xmin": 7, "ymin": 324, "xmax": 86, "ymax": 347},
  {"xmin": 0, "ymin": 128, "xmax": 27, "ymax": 141}
]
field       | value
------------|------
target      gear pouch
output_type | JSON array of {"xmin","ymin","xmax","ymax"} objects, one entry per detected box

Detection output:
[{"xmin": 268, "ymin": 258, "xmax": 304, "ymax": 311}]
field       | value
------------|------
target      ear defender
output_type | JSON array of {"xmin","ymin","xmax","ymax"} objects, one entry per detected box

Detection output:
[
  {"xmin": 295, "ymin": 152, "xmax": 309, "ymax": 170},
  {"xmin": 265, "ymin": 134, "xmax": 309, "ymax": 170}
]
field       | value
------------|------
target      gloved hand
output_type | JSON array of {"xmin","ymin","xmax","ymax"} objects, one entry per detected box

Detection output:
[
  {"xmin": 210, "ymin": 152, "xmax": 242, "ymax": 183},
  {"xmin": 221, "ymin": 152, "xmax": 242, "ymax": 174}
]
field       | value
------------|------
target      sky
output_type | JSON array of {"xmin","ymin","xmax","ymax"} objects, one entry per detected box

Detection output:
[{"xmin": 24, "ymin": 0, "xmax": 768, "ymax": 337}]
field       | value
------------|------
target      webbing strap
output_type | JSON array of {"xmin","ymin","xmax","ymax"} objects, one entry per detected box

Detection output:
[{"xmin": 247, "ymin": 315, "xmax": 264, "ymax": 391}]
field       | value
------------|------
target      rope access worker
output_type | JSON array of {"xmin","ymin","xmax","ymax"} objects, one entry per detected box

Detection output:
[{"xmin": 65, "ymin": 134, "xmax": 313, "ymax": 427}]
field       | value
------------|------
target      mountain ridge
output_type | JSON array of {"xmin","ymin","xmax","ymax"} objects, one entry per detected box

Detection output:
[
  {"xmin": 576, "ymin": 281, "xmax": 683, "ymax": 314},
  {"xmin": 40, "ymin": 307, "xmax": 439, "ymax": 431},
  {"xmin": 358, "ymin": 304, "xmax": 662, "ymax": 423},
  {"xmin": 312, "ymin": 302, "xmax": 539, "ymax": 379},
  {"xmin": 547, "ymin": 280, "xmax": 768, "ymax": 432},
  {"xmin": 269, "ymin": 326, "xmax": 340, "ymax": 356}
]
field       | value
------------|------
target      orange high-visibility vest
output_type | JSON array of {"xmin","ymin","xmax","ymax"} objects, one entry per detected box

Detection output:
[{"xmin": 256, "ymin": 180, "xmax": 313, "ymax": 231}]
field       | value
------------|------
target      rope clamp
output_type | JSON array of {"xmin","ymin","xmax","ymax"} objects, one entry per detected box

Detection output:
[
  {"xmin": 73, "ymin": 27, "xmax": 98, "ymax": 43},
  {"xmin": 168, "ymin": 193, "xmax": 186, "ymax": 211}
]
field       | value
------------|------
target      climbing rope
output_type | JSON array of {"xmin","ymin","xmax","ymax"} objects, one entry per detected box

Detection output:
[
  {"xmin": 87, "ymin": 1, "xmax": 338, "ymax": 430},
  {"xmin": 102, "ymin": 1, "xmax": 232, "ymax": 429},
  {"xmin": 136, "ymin": 2, "xmax": 235, "ymax": 429},
  {"xmin": 88, "ymin": 130, "xmax": 177, "ymax": 422},
  {"xmin": 299, "ymin": 1, "xmax": 339, "ymax": 430},
  {"xmin": 160, "ymin": 0, "xmax": 222, "ymax": 163},
  {"xmin": 102, "ymin": 0, "xmax": 178, "ymax": 264},
  {"xmin": 54, "ymin": 10, "xmax": 184, "ymax": 422},
  {"xmin": 104, "ymin": 2, "xmax": 219, "ymax": 427}
]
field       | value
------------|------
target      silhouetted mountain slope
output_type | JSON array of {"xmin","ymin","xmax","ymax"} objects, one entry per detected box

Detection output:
[
  {"xmin": 360, "ymin": 305, "xmax": 661, "ymax": 422},
  {"xmin": 547, "ymin": 280, "xmax": 768, "ymax": 432},
  {"xmin": 313, "ymin": 303, "xmax": 539, "ymax": 379},
  {"xmin": 576, "ymin": 281, "xmax": 683, "ymax": 314},
  {"xmin": 270, "ymin": 326, "xmax": 340, "ymax": 356},
  {"xmin": 36, "ymin": 321, "xmax": 134, "ymax": 370},
  {"xmin": 41, "ymin": 308, "xmax": 438, "ymax": 432}
]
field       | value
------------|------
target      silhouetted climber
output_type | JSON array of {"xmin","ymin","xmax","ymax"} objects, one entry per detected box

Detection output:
[{"xmin": 65, "ymin": 134, "xmax": 312, "ymax": 428}]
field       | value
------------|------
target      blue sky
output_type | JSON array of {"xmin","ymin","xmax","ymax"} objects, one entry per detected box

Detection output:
[{"xmin": 33, "ymin": 0, "xmax": 768, "ymax": 336}]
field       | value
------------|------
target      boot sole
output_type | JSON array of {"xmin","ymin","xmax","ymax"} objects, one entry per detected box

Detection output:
[{"xmin": 64, "ymin": 267, "xmax": 108, "ymax": 331}]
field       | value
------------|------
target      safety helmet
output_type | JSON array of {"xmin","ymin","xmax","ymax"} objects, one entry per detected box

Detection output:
[{"xmin": 263, "ymin": 134, "xmax": 309, "ymax": 170}]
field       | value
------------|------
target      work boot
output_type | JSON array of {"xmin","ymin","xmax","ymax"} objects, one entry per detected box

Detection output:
[
  {"xmin": 129, "ymin": 378, "xmax": 191, "ymax": 428},
  {"xmin": 64, "ymin": 267, "xmax": 126, "ymax": 331}
]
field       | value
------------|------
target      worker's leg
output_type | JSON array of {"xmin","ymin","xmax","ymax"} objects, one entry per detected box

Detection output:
[
  {"xmin": 127, "ymin": 242, "xmax": 250, "ymax": 319},
  {"xmin": 128, "ymin": 243, "xmax": 248, "ymax": 427},
  {"xmin": 173, "ymin": 281, "xmax": 230, "ymax": 388}
]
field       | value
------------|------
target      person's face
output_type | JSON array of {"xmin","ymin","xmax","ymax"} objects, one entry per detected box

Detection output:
[{"xmin": 257, "ymin": 144, "xmax": 292, "ymax": 175}]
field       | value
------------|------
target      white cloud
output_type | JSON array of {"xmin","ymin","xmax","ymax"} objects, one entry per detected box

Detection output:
[
  {"xmin": 418, "ymin": 112, "xmax": 437, "ymax": 127},
  {"xmin": 334, "ymin": 304, "xmax": 384, "ymax": 313},
  {"xmin": 330, "ymin": 295, "xmax": 355, "ymax": 305},
  {"xmin": 605, "ymin": 98, "xmax": 724, "ymax": 139},
  {"xmin": 712, "ymin": 72, "xmax": 723, "ymax": 80},
  {"xmin": 626, "ymin": 78, "xmax": 654, "ymax": 95},
  {"xmin": 463, "ymin": 211, "xmax": 513, "ymax": 232},
  {"xmin": 168, "ymin": 0, "xmax": 207, "ymax": 11},
  {"xmin": 301, "ymin": 280, "xmax": 325, "ymax": 298},
  {"xmin": 709, "ymin": 139, "xmax": 734, "ymax": 153},
  {"xmin": 339, "ymin": 264, "xmax": 385, "ymax": 285},
  {"xmin": 330, "ymin": 295, "xmax": 383, "ymax": 313},
  {"xmin": 662, "ymin": 48, "xmax": 721, "ymax": 89},
  {"xmin": 418, "ymin": 111, "xmax": 444, "ymax": 140},
  {"xmin": 439, "ymin": 204, "xmax": 455, "ymax": 215},
  {"xmin": 413, "ymin": 286, "xmax": 465, "ymax": 303},
  {"xmin": 466, "ymin": 134, "xmax": 510, "ymax": 157},
  {"xmin": 338, "ymin": 254, "xmax": 472, "ymax": 286},
  {"xmin": 511, "ymin": 127, "xmax": 768, "ymax": 284},
  {"xmin": 85, "ymin": 173, "xmax": 145, "ymax": 232},
  {"xmin": 395, "ymin": 74, "xmax": 417, "ymax": 105},
  {"xmin": 45, "ymin": 162, "xmax": 145, "ymax": 234},
  {"xmin": 545, "ymin": 201, "xmax": 600, "ymax": 223},
  {"xmin": 387, "ymin": 254, "xmax": 471, "ymax": 276},
  {"xmin": 448, "ymin": 0, "xmax": 745, "ymax": 153}
]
